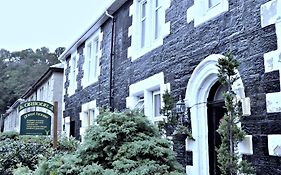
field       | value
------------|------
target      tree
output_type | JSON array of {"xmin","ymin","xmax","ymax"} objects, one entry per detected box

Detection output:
[
  {"xmin": 30, "ymin": 110, "xmax": 185, "ymax": 175},
  {"xmin": 54, "ymin": 47, "xmax": 65, "ymax": 58},
  {"xmin": 0, "ymin": 47, "xmax": 64, "ymax": 114},
  {"xmin": 216, "ymin": 53, "xmax": 254, "ymax": 175}
]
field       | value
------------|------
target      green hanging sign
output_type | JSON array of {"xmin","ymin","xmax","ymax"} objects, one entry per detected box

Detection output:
[{"xmin": 19, "ymin": 101, "xmax": 54, "ymax": 135}]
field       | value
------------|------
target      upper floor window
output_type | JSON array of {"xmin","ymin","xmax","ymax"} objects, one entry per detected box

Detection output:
[
  {"xmin": 82, "ymin": 29, "xmax": 102, "ymax": 88},
  {"xmin": 68, "ymin": 52, "xmax": 78, "ymax": 96},
  {"xmin": 186, "ymin": 0, "xmax": 229, "ymax": 27},
  {"xmin": 128, "ymin": 0, "xmax": 171, "ymax": 61}
]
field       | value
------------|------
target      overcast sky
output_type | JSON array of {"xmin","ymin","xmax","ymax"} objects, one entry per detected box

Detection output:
[{"xmin": 0, "ymin": 0, "xmax": 113, "ymax": 52}]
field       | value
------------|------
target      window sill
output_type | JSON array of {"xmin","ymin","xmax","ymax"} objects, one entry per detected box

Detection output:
[
  {"xmin": 82, "ymin": 78, "xmax": 99, "ymax": 89},
  {"xmin": 131, "ymin": 39, "xmax": 163, "ymax": 62},
  {"xmin": 195, "ymin": 3, "xmax": 228, "ymax": 27}
]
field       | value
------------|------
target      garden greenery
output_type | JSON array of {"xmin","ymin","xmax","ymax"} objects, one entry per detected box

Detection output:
[
  {"xmin": 14, "ymin": 110, "xmax": 184, "ymax": 175},
  {"xmin": 0, "ymin": 131, "xmax": 78, "ymax": 175},
  {"xmin": 216, "ymin": 53, "xmax": 254, "ymax": 175}
]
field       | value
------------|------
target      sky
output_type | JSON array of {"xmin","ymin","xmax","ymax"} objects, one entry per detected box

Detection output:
[{"xmin": 0, "ymin": 0, "xmax": 113, "ymax": 52}]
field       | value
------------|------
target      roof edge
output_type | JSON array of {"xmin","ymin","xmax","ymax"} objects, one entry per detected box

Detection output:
[
  {"xmin": 21, "ymin": 66, "xmax": 64, "ymax": 99},
  {"xmin": 58, "ymin": 0, "xmax": 128, "ymax": 61}
]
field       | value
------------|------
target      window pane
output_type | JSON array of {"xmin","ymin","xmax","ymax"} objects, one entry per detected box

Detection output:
[
  {"xmin": 141, "ymin": 1, "xmax": 147, "ymax": 48},
  {"xmin": 93, "ymin": 39, "xmax": 99, "ymax": 78},
  {"xmin": 155, "ymin": 0, "xmax": 159, "ymax": 8},
  {"xmin": 209, "ymin": 0, "xmax": 220, "ymax": 8},
  {"xmin": 90, "ymin": 110, "xmax": 95, "ymax": 125},
  {"xmin": 155, "ymin": 9, "xmax": 159, "ymax": 39},
  {"xmin": 87, "ymin": 44, "xmax": 92, "ymax": 81},
  {"xmin": 141, "ymin": 20, "xmax": 146, "ymax": 48},
  {"xmin": 142, "ymin": 1, "xmax": 147, "ymax": 18},
  {"xmin": 154, "ymin": 93, "xmax": 161, "ymax": 117}
]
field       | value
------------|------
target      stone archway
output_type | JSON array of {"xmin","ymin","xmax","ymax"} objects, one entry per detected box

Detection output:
[{"xmin": 184, "ymin": 54, "xmax": 247, "ymax": 175}]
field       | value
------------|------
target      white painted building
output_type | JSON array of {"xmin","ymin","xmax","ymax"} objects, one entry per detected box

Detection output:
[{"xmin": 3, "ymin": 63, "xmax": 64, "ymax": 135}]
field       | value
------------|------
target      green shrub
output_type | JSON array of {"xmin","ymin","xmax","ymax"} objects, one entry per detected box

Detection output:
[
  {"xmin": 57, "ymin": 135, "xmax": 79, "ymax": 152},
  {"xmin": 0, "ymin": 132, "xmax": 78, "ymax": 175},
  {"xmin": 0, "ymin": 136, "xmax": 52, "ymax": 175},
  {"xmin": 32, "ymin": 110, "xmax": 185, "ymax": 174},
  {"xmin": 0, "ymin": 131, "xmax": 19, "ymax": 140}
]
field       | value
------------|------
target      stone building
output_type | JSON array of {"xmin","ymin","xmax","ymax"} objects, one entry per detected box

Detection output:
[{"xmin": 59, "ymin": 0, "xmax": 281, "ymax": 174}]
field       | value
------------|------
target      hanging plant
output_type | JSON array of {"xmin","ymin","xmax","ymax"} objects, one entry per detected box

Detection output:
[{"xmin": 216, "ymin": 53, "xmax": 254, "ymax": 175}]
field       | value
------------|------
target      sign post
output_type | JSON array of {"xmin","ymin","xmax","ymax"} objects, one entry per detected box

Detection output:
[{"xmin": 53, "ymin": 101, "xmax": 58, "ymax": 149}]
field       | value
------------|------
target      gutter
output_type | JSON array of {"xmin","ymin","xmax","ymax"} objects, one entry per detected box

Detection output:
[{"xmin": 105, "ymin": 11, "xmax": 116, "ymax": 111}]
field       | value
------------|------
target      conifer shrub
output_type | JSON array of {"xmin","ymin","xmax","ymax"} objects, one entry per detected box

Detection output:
[
  {"xmin": 216, "ymin": 53, "xmax": 254, "ymax": 175},
  {"xmin": 30, "ymin": 110, "xmax": 185, "ymax": 175}
]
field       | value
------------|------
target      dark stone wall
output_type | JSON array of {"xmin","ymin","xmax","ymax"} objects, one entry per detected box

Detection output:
[{"xmin": 63, "ymin": 0, "xmax": 281, "ymax": 172}]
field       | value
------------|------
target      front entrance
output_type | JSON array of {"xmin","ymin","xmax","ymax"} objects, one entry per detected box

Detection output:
[
  {"xmin": 207, "ymin": 82, "xmax": 227, "ymax": 175},
  {"xmin": 185, "ymin": 54, "xmax": 246, "ymax": 175}
]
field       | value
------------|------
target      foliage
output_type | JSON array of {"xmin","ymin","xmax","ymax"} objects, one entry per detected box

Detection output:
[
  {"xmin": 0, "ymin": 47, "xmax": 65, "ymax": 114},
  {"xmin": 29, "ymin": 110, "xmax": 185, "ymax": 175},
  {"xmin": 0, "ymin": 133, "xmax": 53, "ymax": 175},
  {"xmin": 158, "ymin": 90, "xmax": 193, "ymax": 139},
  {"xmin": 0, "ymin": 132, "xmax": 78, "ymax": 175},
  {"xmin": 216, "ymin": 53, "xmax": 254, "ymax": 175},
  {"xmin": 0, "ymin": 131, "xmax": 19, "ymax": 140},
  {"xmin": 57, "ymin": 135, "xmax": 79, "ymax": 153}
]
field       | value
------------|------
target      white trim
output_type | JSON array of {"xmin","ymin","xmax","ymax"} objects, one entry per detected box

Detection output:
[
  {"xmin": 79, "ymin": 100, "xmax": 99, "ymax": 141},
  {"xmin": 186, "ymin": 0, "xmax": 229, "ymax": 27},
  {"xmin": 64, "ymin": 116, "xmax": 71, "ymax": 138},
  {"xmin": 126, "ymin": 72, "xmax": 170, "ymax": 123},
  {"xmin": 185, "ymin": 54, "xmax": 250, "ymax": 175},
  {"xmin": 268, "ymin": 134, "xmax": 281, "ymax": 156},
  {"xmin": 238, "ymin": 135, "xmax": 253, "ymax": 155},
  {"xmin": 68, "ymin": 51, "xmax": 78, "ymax": 96},
  {"xmin": 82, "ymin": 28, "xmax": 103, "ymax": 88}
]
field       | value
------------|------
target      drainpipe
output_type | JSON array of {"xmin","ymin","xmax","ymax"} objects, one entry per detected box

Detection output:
[{"xmin": 105, "ymin": 11, "xmax": 116, "ymax": 111}]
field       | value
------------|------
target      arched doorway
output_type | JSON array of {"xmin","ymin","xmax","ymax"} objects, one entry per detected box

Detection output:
[
  {"xmin": 185, "ymin": 54, "xmax": 247, "ymax": 175},
  {"xmin": 207, "ymin": 82, "xmax": 227, "ymax": 175}
]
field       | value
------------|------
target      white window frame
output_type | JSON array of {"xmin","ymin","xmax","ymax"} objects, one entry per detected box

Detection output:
[
  {"xmin": 126, "ymin": 72, "xmax": 170, "ymax": 124},
  {"xmin": 128, "ymin": 0, "xmax": 171, "ymax": 61},
  {"xmin": 152, "ymin": 90, "xmax": 161, "ymax": 119},
  {"xmin": 79, "ymin": 100, "xmax": 99, "ymax": 141},
  {"xmin": 68, "ymin": 52, "xmax": 78, "ymax": 96},
  {"xmin": 186, "ymin": 0, "xmax": 229, "ymax": 27},
  {"xmin": 82, "ymin": 29, "xmax": 102, "ymax": 88}
]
